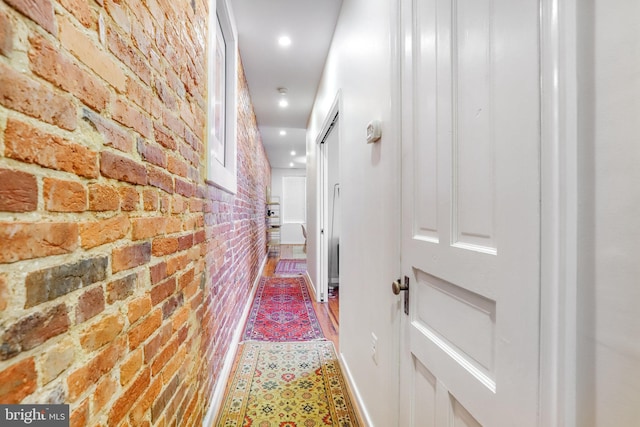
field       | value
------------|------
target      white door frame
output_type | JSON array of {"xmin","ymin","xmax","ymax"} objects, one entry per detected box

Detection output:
[
  {"xmin": 539, "ymin": 0, "xmax": 579, "ymax": 425},
  {"xmin": 390, "ymin": 0, "xmax": 579, "ymax": 425},
  {"xmin": 315, "ymin": 93, "xmax": 341, "ymax": 303}
]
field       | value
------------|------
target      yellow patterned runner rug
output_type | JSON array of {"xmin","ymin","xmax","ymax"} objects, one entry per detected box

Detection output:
[{"xmin": 215, "ymin": 341, "xmax": 361, "ymax": 426}]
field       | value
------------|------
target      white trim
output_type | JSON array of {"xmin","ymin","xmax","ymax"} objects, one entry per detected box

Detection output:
[
  {"xmin": 202, "ymin": 254, "xmax": 268, "ymax": 427},
  {"xmin": 315, "ymin": 92, "xmax": 341, "ymax": 304},
  {"xmin": 539, "ymin": 0, "xmax": 578, "ymax": 426},
  {"xmin": 206, "ymin": 0, "xmax": 238, "ymax": 194},
  {"xmin": 338, "ymin": 352, "xmax": 375, "ymax": 427}
]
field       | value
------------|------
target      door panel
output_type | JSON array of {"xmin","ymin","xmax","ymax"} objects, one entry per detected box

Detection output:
[{"xmin": 400, "ymin": 0, "xmax": 541, "ymax": 425}]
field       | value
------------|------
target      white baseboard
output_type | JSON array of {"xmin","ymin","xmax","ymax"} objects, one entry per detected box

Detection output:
[
  {"xmin": 202, "ymin": 254, "xmax": 267, "ymax": 427},
  {"xmin": 338, "ymin": 352, "xmax": 374, "ymax": 427}
]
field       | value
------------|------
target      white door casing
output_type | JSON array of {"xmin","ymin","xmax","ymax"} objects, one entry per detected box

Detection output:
[{"xmin": 399, "ymin": 0, "xmax": 541, "ymax": 425}]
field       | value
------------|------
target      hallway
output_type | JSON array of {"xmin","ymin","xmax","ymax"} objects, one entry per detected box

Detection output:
[{"xmin": 213, "ymin": 252, "xmax": 360, "ymax": 426}]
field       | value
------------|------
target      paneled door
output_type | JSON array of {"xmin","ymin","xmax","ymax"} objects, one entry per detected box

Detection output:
[{"xmin": 398, "ymin": 0, "xmax": 541, "ymax": 426}]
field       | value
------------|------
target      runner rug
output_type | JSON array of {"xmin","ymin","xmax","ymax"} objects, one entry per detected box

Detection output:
[
  {"xmin": 275, "ymin": 258, "xmax": 307, "ymax": 275},
  {"xmin": 215, "ymin": 341, "xmax": 361, "ymax": 426},
  {"xmin": 242, "ymin": 276, "xmax": 324, "ymax": 341}
]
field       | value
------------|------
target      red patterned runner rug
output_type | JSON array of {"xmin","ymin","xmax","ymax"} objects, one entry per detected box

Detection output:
[
  {"xmin": 242, "ymin": 276, "xmax": 324, "ymax": 341},
  {"xmin": 214, "ymin": 341, "xmax": 361, "ymax": 426},
  {"xmin": 275, "ymin": 259, "xmax": 307, "ymax": 275}
]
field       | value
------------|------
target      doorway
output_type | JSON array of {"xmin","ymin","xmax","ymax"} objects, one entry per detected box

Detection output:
[{"xmin": 318, "ymin": 104, "xmax": 340, "ymax": 323}]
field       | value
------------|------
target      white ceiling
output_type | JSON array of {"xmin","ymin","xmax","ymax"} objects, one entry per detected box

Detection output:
[{"xmin": 229, "ymin": 0, "xmax": 343, "ymax": 169}]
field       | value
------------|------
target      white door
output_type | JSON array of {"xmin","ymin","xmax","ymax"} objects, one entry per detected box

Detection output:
[{"xmin": 398, "ymin": 0, "xmax": 541, "ymax": 426}]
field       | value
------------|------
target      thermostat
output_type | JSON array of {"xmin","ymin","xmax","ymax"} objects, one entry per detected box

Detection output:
[{"xmin": 366, "ymin": 120, "xmax": 382, "ymax": 143}]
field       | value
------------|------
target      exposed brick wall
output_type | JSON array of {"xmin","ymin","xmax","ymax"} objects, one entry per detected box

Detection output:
[{"xmin": 0, "ymin": 0, "xmax": 270, "ymax": 425}]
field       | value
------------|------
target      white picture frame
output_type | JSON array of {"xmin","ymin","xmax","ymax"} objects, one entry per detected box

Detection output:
[{"xmin": 206, "ymin": 0, "xmax": 238, "ymax": 194}]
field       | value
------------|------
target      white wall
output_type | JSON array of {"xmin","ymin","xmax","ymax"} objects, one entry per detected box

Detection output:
[
  {"xmin": 271, "ymin": 168, "xmax": 306, "ymax": 244},
  {"xmin": 576, "ymin": 1, "xmax": 640, "ymax": 425},
  {"xmin": 306, "ymin": 0, "xmax": 400, "ymax": 425}
]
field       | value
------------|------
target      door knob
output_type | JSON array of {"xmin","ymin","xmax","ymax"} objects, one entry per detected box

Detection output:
[{"xmin": 392, "ymin": 279, "xmax": 409, "ymax": 295}]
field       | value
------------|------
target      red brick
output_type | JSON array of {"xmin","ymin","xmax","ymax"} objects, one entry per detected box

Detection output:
[
  {"xmin": 80, "ymin": 313, "xmax": 124, "ymax": 351},
  {"xmin": 178, "ymin": 234, "xmax": 193, "ymax": 251},
  {"xmin": 29, "ymin": 34, "xmax": 109, "ymax": 112},
  {"xmin": 128, "ymin": 309, "xmax": 161, "ymax": 350},
  {"xmin": 0, "ymin": 357, "xmax": 37, "ymax": 403},
  {"xmin": 175, "ymin": 177, "xmax": 195, "ymax": 198},
  {"xmin": 150, "ymin": 277, "xmax": 175, "ymax": 306},
  {"xmin": 67, "ymin": 337, "xmax": 125, "ymax": 401},
  {"xmin": 0, "ymin": 304, "xmax": 70, "ymax": 360},
  {"xmin": 79, "ymin": 215, "xmax": 130, "ymax": 249},
  {"xmin": 179, "ymin": 140, "xmax": 199, "ymax": 167},
  {"xmin": 100, "ymin": 151, "xmax": 147, "ymax": 185},
  {"xmin": 127, "ymin": 296, "xmax": 151, "ymax": 324},
  {"xmin": 0, "ymin": 274, "xmax": 7, "ymax": 311},
  {"xmin": 59, "ymin": 15, "xmax": 126, "ymax": 91},
  {"xmin": 40, "ymin": 338, "xmax": 74, "ymax": 384},
  {"xmin": 127, "ymin": 76, "xmax": 152, "ymax": 111},
  {"xmin": 108, "ymin": 367, "xmax": 150, "ymax": 426},
  {"xmin": 0, "ymin": 222, "xmax": 78, "ymax": 264},
  {"xmin": 120, "ymin": 347, "xmax": 143, "ymax": 386},
  {"xmin": 129, "ymin": 375, "xmax": 162, "ymax": 425},
  {"xmin": 151, "ymin": 337, "xmax": 178, "ymax": 376},
  {"xmin": 70, "ymin": 398, "xmax": 89, "ymax": 427},
  {"xmin": 167, "ymin": 154, "xmax": 188, "ymax": 177},
  {"xmin": 147, "ymin": 165, "xmax": 173, "ymax": 193},
  {"xmin": 25, "ymin": 256, "xmax": 108, "ymax": 308},
  {"xmin": 0, "ymin": 64, "xmax": 76, "ymax": 130},
  {"xmin": 43, "ymin": 177, "xmax": 87, "ymax": 212},
  {"xmin": 132, "ymin": 217, "xmax": 166, "ymax": 240},
  {"xmin": 143, "ymin": 188, "xmax": 159, "ymax": 210},
  {"xmin": 137, "ymin": 139, "xmax": 167, "ymax": 168},
  {"xmin": 153, "ymin": 124, "xmax": 177, "ymax": 150},
  {"xmin": 104, "ymin": 0, "xmax": 130, "ymax": 33},
  {"xmin": 167, "ymin": 254, "xmax": 189, "ymax": 276},
  {"xmin": 112, "ymin": 99, "xmax": 152, "ymax": 138},
  {"xmin": 58, "ymin": 0, "xmax": 97, "ymax": 29},
  {"xmin": 119, "ymin": 186, "xmax": 140, "ymax": 211},
  {"xmin": 0, "ymin": 11, "xmax": 13, "ymax": 56},
  {"xmin": 152, "ymin": 237, "xmax": 179, "ymax": 257},
  {"xmin": 149, "ymin": 262, "xmax": 167, "ymax": 285},
  {"xmin": 143, "ymin": 323, "xmax": 171, "ymax": 364},
  {"xmin": 106, "ymin": 273, "xmax": 136, "ymax": 304},
  {"xmin": 5, "ymin": 119, "xmax": 97, "ymax": 177},
  {"xmin": 178, "ymin": 268, "xmax": 195, "ymax": 290},
  {"xmin": 165, "ymin": 217, "xmax": 182, "ymax": 234},
  {"xmin": 75, "ymin": 286, "xmax": 105, "ymax": 323},
  {"xmin": 82, "ymin": 108, "xmax": 133, "ymax": 153},
  {"xmin": 5, "ymin": 0, "xmax": 56, "ymax": 34},
  {"xmin": 93, "ymin": 375, "xmax": 117, "ymax": 414},
  {"xmin": 112, "ymin": 242, "xmax": 151, "ymax": 273},
  {"xmin": 88, "ymin": 183, "xmax": 120, "ymax": 211},
  {"xmin": 155, "ymin": 79, "xmax": 177, "ymax": 110},
  {"xmin": 172, "ymin": 305, "xmax": 189, "ymax": 332},
  {"xmin": 0, "ymin": 168, "xmax": 37, "ymax": 212},
  {"xmin": 162, "ymin": 109, "xmax": 185, "ymax": 138}
]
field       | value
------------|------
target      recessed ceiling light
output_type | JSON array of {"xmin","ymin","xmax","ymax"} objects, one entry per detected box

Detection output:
[
  {"xmin": 279, "ymin": 99, "xmax": 289, "ymax": 108},
  {"xmin": 290, "ymin": 150, "xmax": 296, "ymax": 156},
  {"xmin": 278, "ymin": 36, "xmax": 292, "ymax": 47},
  {"xmin": 289, "ymin": 162, "xmax": 294, "ymax": 167},
  {"xmin": 280, "ymin": 130, "xmax": 287, "ymax": 136}
]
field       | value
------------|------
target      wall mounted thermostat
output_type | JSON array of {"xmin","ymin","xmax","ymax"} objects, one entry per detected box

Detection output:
[{"xmin": 366, "ymin": 120, "xmax": 382, "ymax": 143}]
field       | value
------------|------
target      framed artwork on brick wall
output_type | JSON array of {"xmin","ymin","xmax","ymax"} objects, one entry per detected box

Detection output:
[{"xmin": 206, "ymin": 0, "xmax": 238, "ymax": 193}]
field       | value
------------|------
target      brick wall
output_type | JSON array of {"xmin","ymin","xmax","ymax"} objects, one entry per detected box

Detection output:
[{"xmin": 0, "ymin": 0, "xmax": 270, "ymax": 425}]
